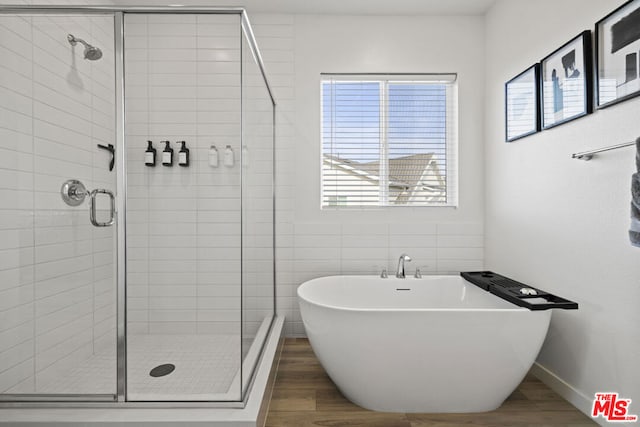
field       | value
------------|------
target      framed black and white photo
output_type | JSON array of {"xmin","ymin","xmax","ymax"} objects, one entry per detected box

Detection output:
[
  {"xmin": 596, "ymin": 0, "xmax": 640, "ymax": 108},
  {"xmin": 541, "ymin": 31, "xmax": 593, "ymax": 129},
  {"xmin": 505, "ymin": 64, "xmax": 540, "ymax": 142}
]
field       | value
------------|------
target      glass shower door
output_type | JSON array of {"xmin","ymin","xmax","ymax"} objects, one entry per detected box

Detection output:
[{"xmin": 0, "ymin": 11, "xmax": 118, "ymax": 399}]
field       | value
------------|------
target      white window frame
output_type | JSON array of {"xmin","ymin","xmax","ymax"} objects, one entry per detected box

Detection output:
[{"xmin": 320, "ymin": 73, "xmax": 458, "ymax": 209}]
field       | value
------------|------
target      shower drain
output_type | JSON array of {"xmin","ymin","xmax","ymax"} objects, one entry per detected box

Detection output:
[{"xmin": 149, "ymin": 363, "xmax": 175, "ymax": 377}]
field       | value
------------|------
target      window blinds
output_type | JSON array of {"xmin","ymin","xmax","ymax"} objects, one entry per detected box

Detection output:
[{"xmin": 321, "ymin": 74, "xmax": 458, "ymax": 208}]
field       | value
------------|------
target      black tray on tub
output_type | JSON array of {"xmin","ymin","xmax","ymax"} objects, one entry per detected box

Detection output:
[{"xmin": 460, "ymin": 271, "xmax": 578, "ymax": 311}]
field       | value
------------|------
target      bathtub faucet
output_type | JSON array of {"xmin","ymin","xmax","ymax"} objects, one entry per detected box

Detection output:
[{"xmin": 396, "ymin": 253, "xmax": 412, "ymax": 278}]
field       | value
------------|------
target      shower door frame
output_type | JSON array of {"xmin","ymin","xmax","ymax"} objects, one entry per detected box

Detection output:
[{"xmin": 0, "ymin": 5, "xmax": 276, "ymax": 408}]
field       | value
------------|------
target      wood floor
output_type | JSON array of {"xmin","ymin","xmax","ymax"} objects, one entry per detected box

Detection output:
[{"xmin": 265, "ymin": 338, "xmax": 596, "ymax": 427}]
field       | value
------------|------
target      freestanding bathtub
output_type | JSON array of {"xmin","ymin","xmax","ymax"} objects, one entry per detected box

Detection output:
[{"xmin": 297, "ymin": 275, "xmax": 552, "ymax": 413}]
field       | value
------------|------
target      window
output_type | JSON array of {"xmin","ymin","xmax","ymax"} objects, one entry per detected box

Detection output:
[{"xmin": 321, "ymin": 74, "xmax": 458, "ymax": 208}]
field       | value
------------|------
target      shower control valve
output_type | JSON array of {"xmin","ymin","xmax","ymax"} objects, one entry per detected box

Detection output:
[{"xmin": 61, "ymin": 179, "xmax": 88, "ymax": 206}]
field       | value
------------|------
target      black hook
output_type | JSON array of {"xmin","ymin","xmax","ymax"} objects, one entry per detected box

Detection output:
[{"xmin": 97, "ymin": 144, "xmax": 115, "ymax": 171}]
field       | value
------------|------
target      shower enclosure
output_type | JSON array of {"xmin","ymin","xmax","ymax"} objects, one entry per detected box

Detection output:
[{"xmin": 0, "ymin": 6, "xmax": 275, "ymax": 405}]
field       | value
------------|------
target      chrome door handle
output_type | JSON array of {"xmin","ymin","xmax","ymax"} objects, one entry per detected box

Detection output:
[{"xmin": 89, "ymin": 189, "xmax": 115, "ymax": 227}]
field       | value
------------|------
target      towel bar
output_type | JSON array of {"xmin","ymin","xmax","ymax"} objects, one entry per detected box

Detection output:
[{"xmin": 572, "ymin": 141, "xmax": 636, "ymax": 160}]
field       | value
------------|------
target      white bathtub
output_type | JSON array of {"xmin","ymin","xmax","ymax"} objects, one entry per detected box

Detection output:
[{"xmin": 297, "ymin": 275, "xmax": 551, "ymax": 413}]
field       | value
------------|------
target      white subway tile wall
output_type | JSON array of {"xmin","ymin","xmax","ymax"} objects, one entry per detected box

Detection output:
[
  {"xmin": 0, "ymin": 13, "xmax": 116, "ymax": 393},
  {"xmin": 124, "ymin": 13, "xmax": 275, "ymax": 344},
  {"xmin": 250, "ymin": 15, "xmax": 485, "ymax": 336},
  {"xmin": 124, "ymin": 13, "xmax": 243, "ymax": 337},
  {"xmin": 248, "ymin": 15, "xmax": 297, "ymax": 337},
  {"xmin": 278, "ymin": 221, "xmax": 484, "ymax": 335},
  {"xmin": 241, "ymin": 26, "xmax": 277, "ymax": 337}
]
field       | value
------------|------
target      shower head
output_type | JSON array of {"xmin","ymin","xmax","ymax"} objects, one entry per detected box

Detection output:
[
  {"xmin": 83, "ymin": 45, "xmax": 103, "ymax": 61},
  {"xmin": 67, "ymin": 34, "xmax": 103, "ymax": 61}
]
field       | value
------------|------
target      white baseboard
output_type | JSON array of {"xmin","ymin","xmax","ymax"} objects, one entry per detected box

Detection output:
[{"xmin": 531, "ymin": 362, "xmax": 634, "ymax": 427}]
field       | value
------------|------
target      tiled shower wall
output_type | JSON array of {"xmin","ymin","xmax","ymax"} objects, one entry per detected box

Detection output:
[
  {"xmin": 124, "ymin": 13, "xmax": 242, "ymax": 336},
  {"xmin": 0, "ymin": 13, "xmax": 116, "ymax": 392},
  {"xmin": 124, "ymin": 13, "xmax": 275, "ymax": 337}
]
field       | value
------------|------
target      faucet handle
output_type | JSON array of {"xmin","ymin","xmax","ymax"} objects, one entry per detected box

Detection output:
[
  {"xmin": 380, "ymin": 269, "xmax": 388, "ymax": 278},
  {"xmin": 414, "ymin": 268, "xmax": 422, "ymax": 278}
]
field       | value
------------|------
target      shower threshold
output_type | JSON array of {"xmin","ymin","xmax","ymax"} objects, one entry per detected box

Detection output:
[{"xmin": 0, "ymin": 316, "xmax": 284, "ymax": 427}]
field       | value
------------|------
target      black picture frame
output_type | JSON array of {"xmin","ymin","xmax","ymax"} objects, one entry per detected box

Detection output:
[
  {"xmin": 596, "ymin": 0, "xmax": 640, "ymax": 109},
  {"xmin": 505, "ymin": 64, "xmax": 540, "ymax": 142},
  {"xmin": 540, "ymin": 31, "xmax": 593, "ymax": 129}
]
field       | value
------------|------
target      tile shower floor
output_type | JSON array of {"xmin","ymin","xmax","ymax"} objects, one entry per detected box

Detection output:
[{"xmin": 37, "ymin": 334, "xmax": 250, "ymax": 401}]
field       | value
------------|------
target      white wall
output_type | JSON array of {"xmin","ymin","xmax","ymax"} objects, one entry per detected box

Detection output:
[
  {"xmin": 266, "ymin": 14, "xmax": 487, "ymax": 336},
  {"xmin": 485, "ymin": 0, "xmax": 640, "ymax": 416},
  {"xmin": 0, "ymin": 12, "xmax": 116, "ymax": 393}
]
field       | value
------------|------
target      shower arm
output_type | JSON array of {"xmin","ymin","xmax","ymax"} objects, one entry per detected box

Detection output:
[{"xmin": 67, "ymin": 34, "xmax": 89, "ymax": 48}]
